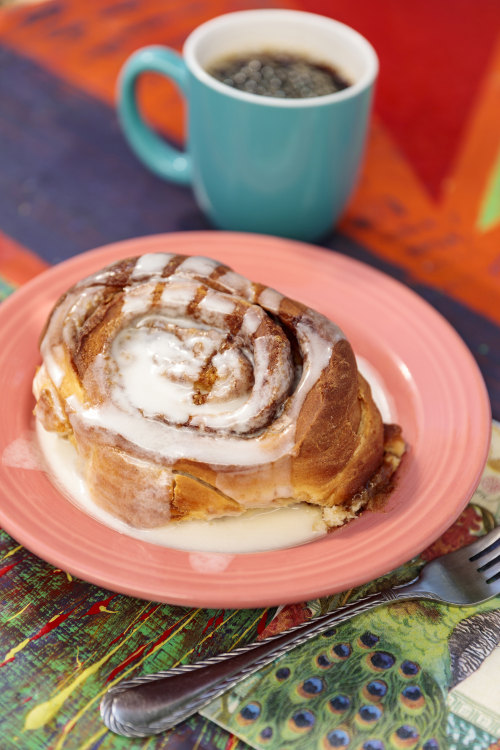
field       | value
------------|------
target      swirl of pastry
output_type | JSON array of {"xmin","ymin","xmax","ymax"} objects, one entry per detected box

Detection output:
[{"xmin": 34, "ymin": 253, "xmax": 403, "ymax": 528}]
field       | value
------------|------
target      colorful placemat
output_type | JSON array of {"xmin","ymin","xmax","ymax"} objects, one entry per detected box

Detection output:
[
  {"xmin": 0, "ymin": 0, "xmax": 499, "ymax": 748},
  {"xmin": 1, "ymin": 410, "xmax": 499, "ymax": 749},
  {"xmin": 202, "ymin": 424, "xmax": 500, "ymax": 750}
]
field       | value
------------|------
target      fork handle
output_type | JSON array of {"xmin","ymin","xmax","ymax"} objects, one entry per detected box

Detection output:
[{"xmin": 101, "ymin": 588, "xmax": 419, "ymax": 737}]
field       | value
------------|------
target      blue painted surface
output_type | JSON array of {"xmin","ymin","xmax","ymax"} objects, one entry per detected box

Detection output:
[{"xmin": 0, "ymin": 45, "xmax": 209, "ymax": 264}]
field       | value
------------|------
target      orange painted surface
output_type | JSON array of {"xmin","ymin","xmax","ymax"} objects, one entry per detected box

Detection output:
[
  {"xmin": 340, "ymin": 37, "xmax": 500, "ymax": 325},
  {"xmin": 0, "ymin": 232, "xmax": 48, "ymax": 286},
  {"xmin": 441, "ymin": 36, "xmax": 500, "ymax": 229},
  {"xmin": 0, "ymin": 0, "xmax": 499, "ymax": 323}
]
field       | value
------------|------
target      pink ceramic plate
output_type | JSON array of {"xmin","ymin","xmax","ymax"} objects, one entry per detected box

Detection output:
[{"xmin": 0, "ymin": 233, "xmax": 491, "ymax": 608}]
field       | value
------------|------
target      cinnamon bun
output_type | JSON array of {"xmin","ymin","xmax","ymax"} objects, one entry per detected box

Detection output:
[{"xmin": 33, "ymin": 253, "xmax": 405, "ymax": 529}]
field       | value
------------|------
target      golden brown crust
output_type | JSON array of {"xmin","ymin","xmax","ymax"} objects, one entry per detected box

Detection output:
[
  {"xmin": 82, "ymin": 442, "xmax": 173, "ymax": 527},
  {"xmin": 323, "ymin": 424, "xmax": 406, "ymax": 529},
  {"xmin": 33, "ymin": 253, "xmax": 405, "ymax": 529},
  {"xmin": 171, "ymin": 474, "xmax": 243, "ymax": 521}
]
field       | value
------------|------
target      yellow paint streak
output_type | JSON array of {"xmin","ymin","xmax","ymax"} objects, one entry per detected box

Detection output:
[
  {"xmin": 23, "ymin": 601, "xmax": 153, "ymax": 732},
  {"xmin": 24, "ymin": 654, "xmax": 111, "ymax": 731},
  {"xmin": 339, "ymin": 590, "xmax": 353, "ymax": 607},
  {"xmin": 172, "ymin": 609, "xmax": 241, "ymax": 666},
  {"xmin": 51, "ymin": 570, "xmax": 72, "ymax": 581},
  {"xmin": 3, "ymin": 637, "xmax": 30, "ymax": 662},
  {"xmin": 1, "ymin": 545, "xmax": 22, "ymax": 560},
  {"xmin": 52, "ymin": 609, "xmax": 201, "ymax": 750},
  {"xmin": 78, "ymin": 726, "xmax": 108, "ymax": 750},
  {"xmin": 5, "ymin": 603, "xmax": 31, "ymax": 622},
  {"xmin": 191, "ymin": 729, "xmax": 206, "ymax": 750},
  {"xmin": 99, "ymin": 606, "xmax": 116, "ymax": 614},
  {"xmin": 231, "ymin": 609, "xmax": 270, "ymax": 649},
  {"xmin": 4, "ymin": 609, "xmax": 68, "ymax": 666}
]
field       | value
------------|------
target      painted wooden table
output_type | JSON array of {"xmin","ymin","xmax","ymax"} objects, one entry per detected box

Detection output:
[{"xmin": 0, "ymin": 1, "xmax": 499, "ymax": 748}]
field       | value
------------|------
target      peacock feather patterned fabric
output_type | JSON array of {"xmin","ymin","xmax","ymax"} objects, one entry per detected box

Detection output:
[
  {"xmin": 203, "ymin": 593, "xmax": 499, "ymax": 750},
  {"xmin": 201, "ymin": 425, "xmax": 500, "ymax": 750}
]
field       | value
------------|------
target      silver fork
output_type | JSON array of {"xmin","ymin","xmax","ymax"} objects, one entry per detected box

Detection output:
[{"xmin": 101, "ymin": 527, "xmax": 500, "ymax": 737}]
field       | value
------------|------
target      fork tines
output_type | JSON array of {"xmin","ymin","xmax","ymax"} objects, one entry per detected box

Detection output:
[{"xmin": 469, "ymin": 527, "xmax": 500, "ymax": 583}]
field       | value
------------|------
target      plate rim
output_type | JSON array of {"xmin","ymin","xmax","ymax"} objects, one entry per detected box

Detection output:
[{"xmin": 0, "ymin": 231, "xmax": 491, "ymax": 607}]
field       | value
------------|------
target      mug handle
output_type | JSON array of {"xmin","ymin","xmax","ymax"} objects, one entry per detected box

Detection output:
[{"xmin": 117, "ymin": 46, "xmax": 192, "ymax": 184}]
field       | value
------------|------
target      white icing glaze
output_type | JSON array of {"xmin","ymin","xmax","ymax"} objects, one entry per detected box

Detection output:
[
  {"xmin": 241, "ymin": 306, "xmax": 263, "ymax": 335},
  {"xmin": 113, "ymin": 327, "xmax": 203, "ymax": 422},
  {"xmin": 40, "ymin": 344, "xmax": 65, "ymax": 388},
  {"xmin": 258, "ymin": 287, "xmax": 284, "ymax": 313},
  {"xmin": 34, "ymin": 369, "xmax": 68, "ymax": 423},
  {"xmin": 189, "ymin": 335, "xmax": 287, "ymax": 433},
  {"xmin": 69, "ymin": 402, "xmax": 288, "ymax": 466},
  {"xmin": 188, "ymin": 552, "xmax": 235, "ymax": 573},
  {"xmin": 121, "ymin": 288, "xmax": 153, "ymax": 317},
  {"xmin": 160, "ymin": 281, "xmax": 197, "ymax": 312},
  {"xmin": 111, "ymin": 323, "xmax": 253, "ymax": 424},
  {"xmin": 131, "ymin": 252, "xmax": 173, "ymax": 279},
  {"xmin": 210, "ymin": 349, "xmax": 248, "ymax": 400},
  {"xmin": 62, "ymin": 322, "xmax": 334, "ymax": 469},
  {"xmin": 216, "ymin": 270, "xmax": 254, "ymax": 298},
  {"xmin": 138, "ymin": 314, "xmax": 212, "ymax": 332},
  {"xmin": 2, "ymin": 432, "xmax": 43, "ymax": 470},
  {"xmin": 38, "ymin": 255, "xmax": 348, "ymax": 491},
  {"xmin": 356, "ymin": 356, "xmax": 396, "ymax": 423},
  {"xmin": 277, "ymin": 321, "xmax": 335, "ymax": 431},
  {"xmin": 32, "ymin": 366, "xmax": 44, "ymax": 399},
  {"xmin": 198, "ymin": 289, "xmax": 235, "ymax": 317},
  {"xmin": 36, "ymin": 423, "xmax": 326, "ymax": 553},
  {"xmin": 177, "ymin": 256, "xmax": 219, "ymax": 277},
  {"xmin": 35, "ymin": 245, "xmax": 397, "ymax": 553}
]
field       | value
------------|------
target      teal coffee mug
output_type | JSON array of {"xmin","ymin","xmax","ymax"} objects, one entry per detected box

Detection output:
[{"xmin": 118, "ymin": 10, "xmax": 378, "ymax": 242}]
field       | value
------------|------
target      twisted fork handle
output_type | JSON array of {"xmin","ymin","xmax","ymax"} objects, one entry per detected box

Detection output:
[{"xmin": 101, "ymin": 585, "xmax": 429, "ymax": 737}]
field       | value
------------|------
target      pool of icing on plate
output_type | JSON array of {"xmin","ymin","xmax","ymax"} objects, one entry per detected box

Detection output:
[{"xmin": 36, "ymin": 356, "xmax": 394, "ymax": 554}]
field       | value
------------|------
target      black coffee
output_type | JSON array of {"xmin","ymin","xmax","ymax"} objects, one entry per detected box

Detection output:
[{"xmin": 206, "ymin": 51, "xmax": 351, "ymax": 99}]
